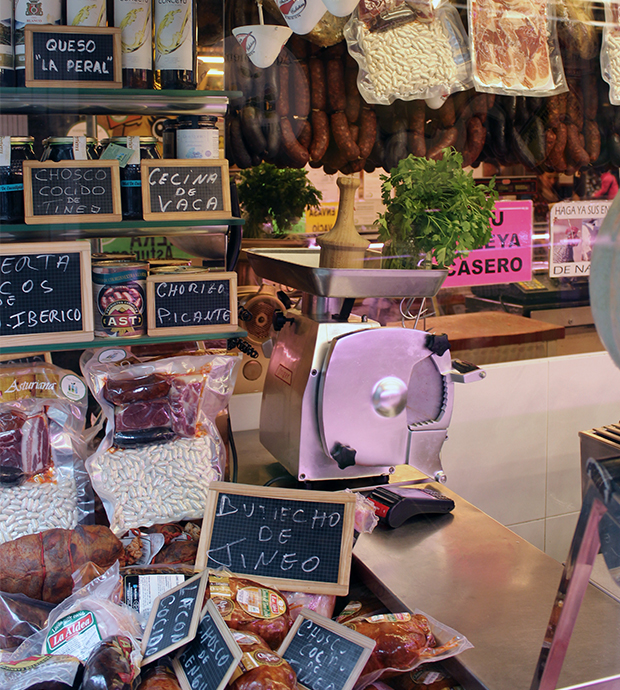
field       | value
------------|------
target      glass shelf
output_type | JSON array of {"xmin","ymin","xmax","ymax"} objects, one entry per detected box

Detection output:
[
  {"xmin": 0, "ymin": 326, "xmax": 248, "ymax": 355},
  {"xmin": 0, "ymin": 87, "xmax": 242, "ymax": 116}
]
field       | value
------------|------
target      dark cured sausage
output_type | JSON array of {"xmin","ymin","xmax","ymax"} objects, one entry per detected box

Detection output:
[
  {"xmin": 566, "ymin": 122, "xmax": 590, "ymax": 168},
  {"xmin": 326, "ymin": 58, "xmax": 346, "ymax": 113},
  {"xmin": 358, "ymin": 108, "xmax": 377, "ymax": 159},
  {"xmin": 309, "ymin": 56, "xmax": 326, "ymax": 111},
  {"xmin": 292, "ymin": 61, "xmax": 310, "ymax": 119},
  {"xmin": 345, "ymin": 58, "xmax": 361, "ymax": 124},
  {"xmin": 548, "ymin": 123, "xmax": 568, "ymax": 171},
  {"xmin": 462, "ymin": 116, "xmax": 486, "ymax": 167},
  {"xmin": 280, "ymin": 117, "xmax": 309, "ymax": 167},
  {"xmin": 584, "ymin": 119, "xmax": 601, "ymax": 162},
  {"xmin": 310, "ymin": 110, "xmax": 329, "ymax": 161},
  {"xmin": 277, "ymin": 58, "xmax": 289, "ymax": 116},
  {"xmin": 331, "ymin": 111, "xmax": 360, "ymax": 161},
  {"xmin": 427, "ymin": 127, "xmax": 458, "ymax": 160}
]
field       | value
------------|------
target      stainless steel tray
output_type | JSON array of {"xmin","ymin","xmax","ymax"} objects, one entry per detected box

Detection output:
[{"xmin": 244, "ymin": 248, "xmax": 448, "ymax": 298}]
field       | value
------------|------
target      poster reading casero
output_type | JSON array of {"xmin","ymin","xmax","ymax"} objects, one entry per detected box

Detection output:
[{"xmin": 549, "ymin": 200, "xmax": 611, "ymax": 278}]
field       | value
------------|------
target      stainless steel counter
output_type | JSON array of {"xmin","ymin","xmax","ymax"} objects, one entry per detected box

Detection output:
[{"xmin": 234, "ymin": 429, "xmax": 620, "ymax": 690}]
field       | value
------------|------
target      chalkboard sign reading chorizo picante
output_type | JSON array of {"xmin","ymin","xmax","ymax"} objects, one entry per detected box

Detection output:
[
  {"xmin": 141, "ymin": 160, "xmax": 231, "ymax": 221},
  {"xmin": 142, "ymin": 571, "xmax": 208, "ymax": 666},
  {"xmin": 173, "ymin": 600, "xmax": 242, "ymax": 690},
  {"xmin": 278, "ymin": 609, "xmax": 375, "ymax": 690},
  {"xmin": 0, "ymin": 241, "xmax": 94, "ymax": 348},
  {"xmin": 146, "ymin": 272, "xmax": 237, "ymax": 336},
  {"xmin": 25, "ymin": 25, "xmax": 122, "ymax": 87},
  {"xmin": 23, "ymin": 160, "xmax": 122, "ymax": 225},
  {"xmin": 195, "ymin": 483, "xmax": 357, "ymax": 595}
]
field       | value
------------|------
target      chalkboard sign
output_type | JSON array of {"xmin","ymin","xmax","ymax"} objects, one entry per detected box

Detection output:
[
  {"xmin": 142, "ymin": 571, "xmax": 208, "ymax": 666},
  {"xmin": 278, "ymin": 609, "xmax": 375, "ymax": 690},
  {"xmin": 23, "ymin": 160, "xmax": 122, "ymax": 225},
  {"xmin": 173, "ymin": 599, "xmax": 242, "ymax": 690},
  {"xmin": 141, "ymin": 160, "xmax": 231, "ymax": 221},
  {"xmin": 195, "ymin": 483, "xmax": 356, "ymax": 595},
  {"xmin": 146, "ymin": 271, "xmax": 237, "ymax": 336},
  {"xmin": 25, "ymin": 25, "xmax": 122, "ymax": 87},
  {"xmin": 0, "ymin": 241, "xmax": 94, "ymax": 348}
]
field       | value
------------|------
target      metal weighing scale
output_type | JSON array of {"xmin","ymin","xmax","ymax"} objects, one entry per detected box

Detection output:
[{"xmin": 245, "ymin": 248, "xmax": 485, "ymax": 486}]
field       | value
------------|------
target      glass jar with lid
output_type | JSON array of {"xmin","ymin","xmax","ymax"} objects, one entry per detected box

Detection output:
[
  {"xmin": 0, "ymin": 136, "xmax": 36, "ymax": 223},
  {"xmin": 41, "ymin": 137, "xmax": 100, "ymax": 161},
  {"xmin": 174, "ymin": 115, "xmax": 219, "ymax": 160}
]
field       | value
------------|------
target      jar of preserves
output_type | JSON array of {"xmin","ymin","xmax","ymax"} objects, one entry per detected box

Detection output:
[
  {"xmin": 0, "ymin": 136, "xmax": 36, "ymax": 223},
  {"xmin": 40, "ymin": 137, "xmax": 100, "ymax": 161},
  {"xmin": 174, "ymin": 115, "xmax": 219, "ymax": 159}
]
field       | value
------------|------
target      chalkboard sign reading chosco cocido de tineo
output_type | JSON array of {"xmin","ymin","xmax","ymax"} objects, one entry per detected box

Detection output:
[
  {"xmin": 0, "ymin": 241, "xmax": 94, "ymax": 348},
  {"xmin": 25, "ymin": 25, "xmax": 122, "ymax": 88},
  {"xmin": 141, "ymin": 160, "xmax": 231, "ymax": 221},
  {"xmin": 146, "ymin": 272, "xmax": 237, "ymax": 336},
  {"xmin": 278, "ymin": 609, "xmax": 376, "ymax": 690},
  {"xmin": 172, "ymin": 599, "xmax": 243, "ymax": 690},
  {"xmin": 195, "ymin": 483, "xmax": 357, "ymax": 595},
  {"xmin": 23, "ymin": 160, "xmax": 122, "ymax": 225},
  {"xmin": 142, "ymin": 571, "xmax": 208, "ymax": 666}
]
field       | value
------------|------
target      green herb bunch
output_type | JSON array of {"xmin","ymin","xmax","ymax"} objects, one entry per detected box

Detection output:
[
  {"xmin": 238, "ymin": 163, "xmax": 322, "ymax": 238},
  {"xmin": 376, "ymin": 149, "xmax": 499, "ymax": 269}
]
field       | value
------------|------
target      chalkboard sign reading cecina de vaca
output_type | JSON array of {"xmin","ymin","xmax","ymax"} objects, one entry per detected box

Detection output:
[
  {"xmin": 146, "ymin": 272, "xmax": 237, "ymax": 336},
  {"xmin": 195, "ymin": 483, "xmax": 357, "ymax": 595},
  {"xmin": 25, "ymin": 25, "xmax": 122, "ymax": 88},
  {"xmin": 23, "ymin": 160, "xmax": 122, "ymax": 225},
  {"xmin": 0, "ymin": 241, "xmax": 94, "ymax": 348},
  {"xmin": 141, "ymin": 160, "xmax": 231, "ymax": 221}
]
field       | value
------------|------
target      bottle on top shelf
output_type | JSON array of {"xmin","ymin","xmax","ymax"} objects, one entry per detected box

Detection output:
[
  {"xmin": 13, "ymin": 0, "xmax": 63, "ymax": 86},
  {"xmin": 153, "ymin": 0, "xmax": 195, "ymax": 89},
  {"xmin": 113, "ymin": 0, "xmax": 153, "ymax": 88},
  {"xmin": 0, "ymin": 0, "xmax": 14, "ymax": 86},
  {"xmin": 66, "ymin": 0, "xmax": 106, "ymax": 26}
]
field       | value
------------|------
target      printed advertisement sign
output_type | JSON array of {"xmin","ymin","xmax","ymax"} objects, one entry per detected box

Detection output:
[
  {"xmin": 443, "ymin": 200, "xmax": 533, "ymax": 288},
  {"xmin": 549, "ymin": 200, "xmax": 611, "ymax": 278}
]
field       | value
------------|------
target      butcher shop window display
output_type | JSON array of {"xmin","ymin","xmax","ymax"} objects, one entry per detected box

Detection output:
[{"xmin": 376, "ymin": 147, "xmax": 499, "ymax": 269}]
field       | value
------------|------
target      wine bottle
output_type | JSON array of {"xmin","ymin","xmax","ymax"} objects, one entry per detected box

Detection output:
[
  {"xmin": 113, "ymin": 0, "xmax": 152, "ymax": 88},
  {"xmin": 153, "ymin": 0, "xmax": 195, "ymax": 90},
  {"xmin": 0, "ymin": 0, "xmax": 14, "ymax": 87},
  {"xmin": 14, "ymin": 0, "xmax": 62, "ymax": 86},
  {"xmin": 67, "ymin": 0, "xmax": 106, "ymax": 26}
]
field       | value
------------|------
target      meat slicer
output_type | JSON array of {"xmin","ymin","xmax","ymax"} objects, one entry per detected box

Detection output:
[{"xmin": 244, "ymin": 248, "xmax": 484, "ymax": 485}]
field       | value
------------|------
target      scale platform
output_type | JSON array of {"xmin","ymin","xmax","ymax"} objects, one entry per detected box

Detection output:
[{"xmin": 244, "ymin": 248, "xmax": 448, "ymax": 299}]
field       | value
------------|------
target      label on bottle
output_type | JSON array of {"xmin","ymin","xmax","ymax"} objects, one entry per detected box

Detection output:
[
  {"xmin": 0, "ymin": 0, "xmax": 13, "ymax": 70},
  {"xmin": 0, "ymin": 137, "xmax": 10, "ymax": 167},
  {"xmin": 72, "ymin": 136, "xmax": 87, "ymax": 160},
  {"xmin": 14, "ymin": 0, "xmax": 62, "ymax": 70},
  {"xmin": 115, "ymin": 0, "xmax": 152, "ymax": 71},
  {"xmin": 176, "ymin": 128, "xmax": 219, "ymax": 159},
  {"xmin": 154, "ymin": 0, "xmax": 192, "ymax": 71},
  {"xmin": 67, "ymin": 0, "xmax": 106, "ymax": 26}
]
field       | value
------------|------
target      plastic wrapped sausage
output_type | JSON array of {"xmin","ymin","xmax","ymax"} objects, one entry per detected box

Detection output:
[
  {"xmin": 228, "ymin": 631, "xmax": 297, "ymax": 690},
  {"xmin": 81, "ymin": 636, "xmax": 137, "ymax": 690}
]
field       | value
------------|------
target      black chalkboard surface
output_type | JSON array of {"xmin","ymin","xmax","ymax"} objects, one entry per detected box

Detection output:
[
  {"xmin": 195, "ymin": 483, "xmax": 356, "ymax": 595},
  {"xmin": 146, "ymin": 272, "xmax": 237, "ymax": 336},
  {"xmin": 142, "ymin": 571, "xmax": 208, "ymax": 666},
  {"xmin": 141, "ymin": 160, "xmax": 231, "ymax": 221},
  {"xmin": 173, "ymin": 599, "xmax": 242, "ymax": 690},
  {"xmin": 0, "ymin": 241, "xmax": 94, "ymax": 347},
  {"xmin": 23, "ymin": 160, "xmax": 122, "ymax": 225},
  {"xmin": 25, "ymin": 25, "xmax": 122, "ymax": 87},
  {"xmin": 278, "ymin": 609, "xmax": 375, "ymax": 690}
]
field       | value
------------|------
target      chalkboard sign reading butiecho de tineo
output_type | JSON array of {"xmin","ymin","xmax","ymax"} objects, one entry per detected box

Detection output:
[
  {"xmin": 0, "ymin": 241, "xmax": 94, "ymax": 348},
  {"xmin": 146, "ymin": 271, "xmax": 237, "ymax": 336},
  {"xmin": 23, "ymin": 160, "xmax": 122, "ymax": 224},
  {"xmin": 141, "ymin": 160, "xmax": 231, "ymax": 221},
  {"xmin": 195, "ymin": 483, "xmax": 356, "ymax": 595},
  {"xmin": 25, "ymin": 25, "xmax": 122, "ymax": 88}
]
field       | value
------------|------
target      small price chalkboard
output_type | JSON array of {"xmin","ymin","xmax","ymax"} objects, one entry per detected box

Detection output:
[
  {"xmin": 142, "ymin": 571, "xmax": 208, "ymax": 666},
  {"xmin": 173, "ymin": 599, "xmax": 242, "ymax": 690},
  {"xmin": 0, "ymin": 241, "xmax": 93, "ymax": 348},
  {"xmin": 146, "ymin": 271, "xmax": 237, "ymax": 336},
  {"xmin": 25, "ymin": 25, "xmax": 122, "ymax": 88},
  {"xmin": 141, "ymin": 160, "xmax": 231, "ymax": 221},
  {"xmin": 23, "ymin": 160, "xmax": 122, "ymax": 225},
  {"xmin": 278, "ymin": 609, "xmax": 375, "ymax": 690},
  {"xmin": 195, "ymin": 483, "xmax": 356, "ymax": 595}
]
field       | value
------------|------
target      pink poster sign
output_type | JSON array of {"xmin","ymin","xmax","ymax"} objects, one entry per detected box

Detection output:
[{"xmin": 443, "ymin": 200, "xmax": 533, "ymax": 288}]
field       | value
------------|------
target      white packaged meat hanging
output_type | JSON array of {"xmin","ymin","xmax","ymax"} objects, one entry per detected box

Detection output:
[
  {"xmin": 469, "ymin": 0, "xmax": 567, "ymax": 96},
  {"xmin": 602, "ymin": 0, "xmax": 620, "ymax": 105}
]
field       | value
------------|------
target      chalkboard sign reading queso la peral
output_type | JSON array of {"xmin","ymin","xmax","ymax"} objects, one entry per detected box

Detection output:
[
  {"xmin": 141, "ymin": 160, "xmax": 231, "ymax": 221},
  {"xmin": 195, "ymin": 483, "xmax": 357, "ymax": 595},
  {"xmin": 25, "ymin": 25, "xmax": 122, "ymax": 87},
  {"xmin": 0, "ymin": 241, "xmax": 94, "ymax": 348},
  {"xmin": 142, "ymin": 571, "xmax": 208, "ymax": 666},
  {"xmin": 146, "ymin": 271, "xmax": 237, "ymax": 336},
  {"xmin": 23, "ymin": 160, "xmax": 122, "ymax": 225}
]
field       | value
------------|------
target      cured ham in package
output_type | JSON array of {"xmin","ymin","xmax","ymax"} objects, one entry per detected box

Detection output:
[{"xmin": 469, "ymin": 0, "xmax": 567, "ymax": 96}]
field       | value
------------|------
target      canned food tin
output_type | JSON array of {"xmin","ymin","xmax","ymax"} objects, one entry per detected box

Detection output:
[
  {"xmin": 149, "ymin": 265, "xmax": 211, "ymax": 275},
  {"xmin": 148, "ymin": 258, "xmax": 192, "ymax": 270},
  {"xmin": 92, "ymin": 262, "xmax": 148, "ymax": 338}
]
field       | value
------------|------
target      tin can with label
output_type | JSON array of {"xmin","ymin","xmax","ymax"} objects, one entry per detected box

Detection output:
[{"xmin": 92, "ymin": 262, "xmax": 148, "ymax": 338}]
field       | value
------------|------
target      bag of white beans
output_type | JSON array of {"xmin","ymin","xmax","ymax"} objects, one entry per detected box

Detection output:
[
  {"xmin": 0, "ymin": 362, "xmax": 91, "ymax": 545},
  {"xmin": 80, "ymin": 346, "xmax": 241, "ymax": 536}
]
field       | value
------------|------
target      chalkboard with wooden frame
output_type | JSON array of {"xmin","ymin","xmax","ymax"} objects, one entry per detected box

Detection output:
[
  {"xmin": 23, "ymin": 160, "xmax": 122, "ymax": 224},
  {"xmin": 141, "ymin": 159, "xmax": 231, "ymax": 221},
  {"xmin": 195, "ymin": 482, "xmax": 357, "ymax": 595},
  {"xmin": 25, "ymin": 25, "xmax": 122, "ymax": 88},
  {"xmin": 0, "ymin": 241, "xmax": 94, "ymax": 348},
  {"xmin": 146, "ymin": 271, "xmax": 237, "ymax": 336}
]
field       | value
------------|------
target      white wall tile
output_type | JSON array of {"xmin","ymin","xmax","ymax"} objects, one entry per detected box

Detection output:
[
  {"xmin": 506, "ymin": 519, "xmax": 545, "ymax": 551},
  {"xmin": 545, "ymin": 511, "xmax": 580, "ymax": 563}
]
